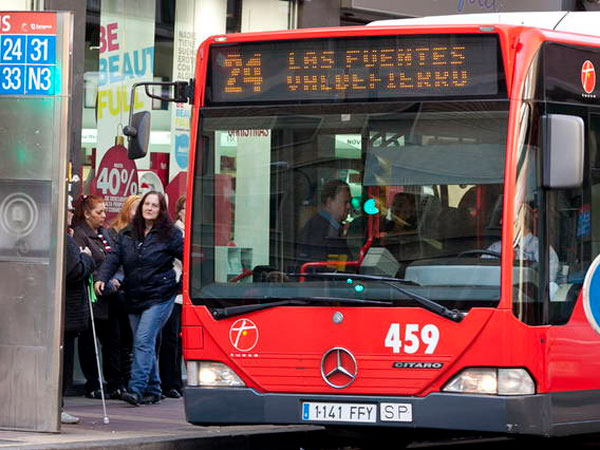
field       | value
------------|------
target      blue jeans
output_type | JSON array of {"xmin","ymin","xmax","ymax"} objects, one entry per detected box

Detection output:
[{"xmin": 128, "ymin": 298, "xmax": 174, "ymax": 396}]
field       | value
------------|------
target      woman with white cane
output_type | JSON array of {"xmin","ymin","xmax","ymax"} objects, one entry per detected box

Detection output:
[{"xmin": 72, "ymin": 195, "xmax": 126, "ymax": 401}]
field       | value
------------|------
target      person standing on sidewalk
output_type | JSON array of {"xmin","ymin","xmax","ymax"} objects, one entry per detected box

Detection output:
[
  {"xmin": 95, "ymin": 191, "xmax": 183, "ymax": 406},
  {"xmin": 72, "ymin": 194, "xmax": 127, "ymax": 400},
  {"xmin": 62, "ymin": 205, "xmax": 95, "ymax": 424}
]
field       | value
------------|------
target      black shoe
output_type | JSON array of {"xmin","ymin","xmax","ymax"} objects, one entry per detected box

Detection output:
[
  {"xmin": 140, "ymin": 393, "xmax": 161, "ymax": 405},
  {"xmin": 85, "ymin": 389, "xmax": 103, "ymax": 399},
  {"xmin": 121, "ymin": 391, "xmax": 141, "ymax": 407},
  {"xmin": 108, "ymin": 388, "xmax": 124, "ymax": 400},
  {"xmin": 164, "ymin": 389, "xmax": 181, "ymax": 399}
]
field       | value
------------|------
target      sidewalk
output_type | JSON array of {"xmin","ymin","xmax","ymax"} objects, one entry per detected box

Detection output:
[{"xmin": 0, "ymin": 396, "xmax": 321, "ymax": 449}]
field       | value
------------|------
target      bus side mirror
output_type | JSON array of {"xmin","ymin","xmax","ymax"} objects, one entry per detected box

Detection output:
[
  {"xmin": 542, "ymin": 114, "xmax": 584, "ymax": 189},
  {"xmin": 123, "ymin": 111, "xmax": 151, "ymax": 160},
  {"xmin": 123, "ymin": 80, "xmax": 192, "ymax": 160}
]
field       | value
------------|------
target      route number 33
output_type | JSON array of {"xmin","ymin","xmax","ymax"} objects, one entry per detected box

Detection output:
[{"xmin": 384, "ymin": 323, "xmax": 440, "ymax": 354}]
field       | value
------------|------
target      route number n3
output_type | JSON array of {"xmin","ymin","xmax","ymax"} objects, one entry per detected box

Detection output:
[{"xmin": 384, "ymin": 323, "xmax": 440, "ymax": 354}]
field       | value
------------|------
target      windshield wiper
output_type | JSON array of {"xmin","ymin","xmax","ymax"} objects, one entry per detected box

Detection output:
[
  {"xmin": 288, "ymin": 272, "xmax": 464, "ymax": 322},
  {"xmin": 211, "ymin": 296, "xmax": 393, "ymax": 320}
]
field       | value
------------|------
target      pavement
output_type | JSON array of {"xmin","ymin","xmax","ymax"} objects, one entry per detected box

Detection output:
[{"xmin": 0, "ymin": 396, "xmax": 322, "ymax": 449}]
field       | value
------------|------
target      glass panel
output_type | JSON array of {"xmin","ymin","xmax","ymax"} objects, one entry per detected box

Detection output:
[
  {"xmin": 546, "ymin": 111, "xmax": 600, "ymax": 325},
  {"xmin": 547, "ymin": 188, "xmax": 584, "ymax": 324},
  {"xmin": 0, "ymin": 97, "xmax": 56, "ymax": 180},
  {"xmin": 512, "ymin": 103, "xmax": 545, "ymax": 324},
  {"xmin": 591, "ymin": 115, "xmax": 600, "ymax": 259},
  {"xmin": 191, "ymin": 101, "xmax": 508, "ymax": 312},
  {"xmin": 513, "ymin": 103, "xmax": 591, "ymax": 325}
]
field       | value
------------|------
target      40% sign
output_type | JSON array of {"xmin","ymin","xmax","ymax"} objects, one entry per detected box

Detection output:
[
  {"xmin": 93, "ymin": 144, "xmax": 139, "ymax": 197},
  {"xmin": 96, "ymin": 165, "xmax": 137, "ymax": 196}
]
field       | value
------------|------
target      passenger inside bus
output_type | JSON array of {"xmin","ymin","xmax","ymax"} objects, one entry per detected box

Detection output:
[
  {"xmin": 382, "ymin": 192, "xmax": 418, "ymax": 234},
  {"xmin": 297, "ymin": 179, "xmax": 352, "ymax": 265}
]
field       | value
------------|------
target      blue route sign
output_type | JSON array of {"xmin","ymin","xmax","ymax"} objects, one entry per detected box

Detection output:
[{"xmin": 0, "ymin": 13, "xmax": 58, "ymax": 96}]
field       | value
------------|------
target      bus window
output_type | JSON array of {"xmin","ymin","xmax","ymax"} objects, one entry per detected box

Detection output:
[
  {"xmin": 512, "ymin": 103, "xmax": 548, "ymax": 325},
  {"xmin": 514, "ymin": 106, "xmax": 592, "ymax": 326},
  {"xmin": 590, "ymin": 114, "xmax": 600, "ymax": 263},
  {"xmin": 547, "ymin": 188, "xmax": 584, "ymax": 324}
]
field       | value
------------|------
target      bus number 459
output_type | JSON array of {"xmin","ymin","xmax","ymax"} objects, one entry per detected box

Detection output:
[{"xmin": 384, "ymin": 324, "xmax": 440, "ymax": 354}]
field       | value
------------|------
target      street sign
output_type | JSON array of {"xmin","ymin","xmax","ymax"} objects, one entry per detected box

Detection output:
[{"xmin": 0, "ymin": 12, "xmax": 58, "ymax": 96}]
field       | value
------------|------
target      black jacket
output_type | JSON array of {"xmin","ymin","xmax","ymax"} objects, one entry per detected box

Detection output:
[
  {"xmin": 97, "ymin": 225, "xmax": 183, "ymax": 313},
  {"xmin": 72, "ymin": 222, "xmax": 117, "ymax": 319},
  {"xmin": 65, "ymin": 234, "xmax": 95, "ymax": 332},
  {"xmin": 298, "ymin": 212, "xmax": 351, "ymax": 264}
]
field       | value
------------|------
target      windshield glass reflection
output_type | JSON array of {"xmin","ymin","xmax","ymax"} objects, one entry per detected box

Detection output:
[{"xmin": 191, "ymin": 101, "xmax": 508, "ymax": 311}]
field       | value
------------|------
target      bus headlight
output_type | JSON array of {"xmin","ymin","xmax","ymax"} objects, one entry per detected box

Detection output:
[
  {"xmin": 186, "ymin": 361, "xmax": 246, "ymax": 387},
  {"xmin": 442, "ymin": 368, "xmax": 535, "ymax": 395}
]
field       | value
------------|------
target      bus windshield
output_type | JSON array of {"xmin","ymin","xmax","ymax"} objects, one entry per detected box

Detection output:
[{"xmin": 190, "ymin": 101, "xmax": 508, "ymax": 312}]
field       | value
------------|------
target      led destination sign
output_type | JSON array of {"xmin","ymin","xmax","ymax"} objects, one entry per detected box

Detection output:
[{"xmin": 207, "ymin": 35, "xmax": 502, "ymax": 105}]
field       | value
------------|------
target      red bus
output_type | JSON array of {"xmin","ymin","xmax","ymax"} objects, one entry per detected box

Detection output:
[{"xmin": 127, "ymin": 11, "xmax": 600, "ymax": 441}]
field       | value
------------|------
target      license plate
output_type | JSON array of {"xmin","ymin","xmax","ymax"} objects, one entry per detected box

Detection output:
[
  {"xmin": 380, "ymin": 402, "xmax": 413, "ymax": 422},
  {"xmin": 301, "ymin": 402, "xmax": 377, "ymax": 423}
]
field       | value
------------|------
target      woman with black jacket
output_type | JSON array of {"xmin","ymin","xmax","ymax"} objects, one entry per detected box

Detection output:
[
  {"xmin": 62, "ymin": 206, "xmax": 95, "ymax": 424},
  {"xmin": 95, "ymin": 191, "xmax": 183, "ymax": 406},
  {"xmin": 72, "ymin": 194, "xmax": 126, "ymax": 399}
]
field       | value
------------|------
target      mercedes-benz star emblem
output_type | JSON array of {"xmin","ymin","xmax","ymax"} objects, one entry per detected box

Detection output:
[{"xmin": 321, "ymin": 347, "xmax": 358, "ymax": 389}]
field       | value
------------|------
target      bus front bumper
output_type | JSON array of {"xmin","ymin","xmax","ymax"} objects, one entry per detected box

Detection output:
[{"xmin": 184, "ymin": 387, "xmax": 563, "ymax": 435}]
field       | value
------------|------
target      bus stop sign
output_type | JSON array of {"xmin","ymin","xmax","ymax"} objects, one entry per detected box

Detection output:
[{"xmin": 0, "ymin": 12, "xmax": 58, "ymax": 95}]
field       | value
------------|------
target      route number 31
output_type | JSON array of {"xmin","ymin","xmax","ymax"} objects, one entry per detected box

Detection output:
[{"xmin": 384, "ymin": 323, "xmax": 440, "ymax": 354}]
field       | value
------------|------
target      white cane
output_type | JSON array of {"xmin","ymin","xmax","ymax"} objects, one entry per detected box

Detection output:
[{"xmin": 88, "ymin": 278, "xmax": 110, "ymax": 424}]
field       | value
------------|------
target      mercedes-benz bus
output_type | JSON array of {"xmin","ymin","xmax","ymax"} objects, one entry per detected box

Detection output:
[{"xmin": 128, "ymin": 11, "xmax": 600, "ymax": 441}]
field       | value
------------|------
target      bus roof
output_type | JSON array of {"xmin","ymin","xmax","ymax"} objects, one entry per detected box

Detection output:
[{"xmin": 369, "ymin": 11, "xmax": 600, "ymax": 37}]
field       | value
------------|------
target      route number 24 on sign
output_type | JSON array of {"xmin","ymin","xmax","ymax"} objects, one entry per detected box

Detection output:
[{"xmin": 384, "ymin": 323, "xmax": 440, "ymax": 354}]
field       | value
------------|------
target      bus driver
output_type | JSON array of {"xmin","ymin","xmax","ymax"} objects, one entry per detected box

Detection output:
[{"xmin": 298, "ymin": 179, "xmax": 352, "ymax": 265}]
